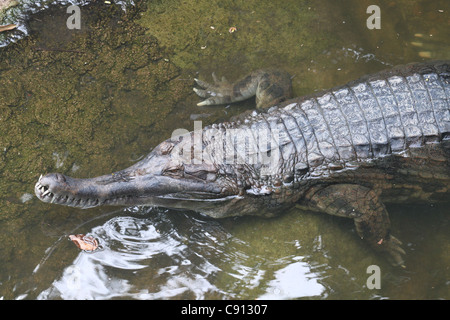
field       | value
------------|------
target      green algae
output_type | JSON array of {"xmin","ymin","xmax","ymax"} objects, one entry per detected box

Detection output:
[
  {"xmin": 136, "ymin": 0, "xmax": 329, "ymax": 74},
  {"xmin": 0, "ymin": 3, "xmax": 191, "ymax": 222},
  {"xmin": 136, "ymin": 0, "xmax": 449, "ymax": 99}
]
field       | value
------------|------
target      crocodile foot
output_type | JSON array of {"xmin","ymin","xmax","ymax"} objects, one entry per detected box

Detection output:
[
  {"xmin": 194, "ymin": 72, "xmax": 234, "ymax": 106},
  {"xmin": 376, "ymin": 235, "xmax": 406, "ymax": 268},
  {"xmin": 194, "ymin": 69, "xmax": 292, "ymax": 109},
  {"xmin": 304, "ymin": 184, "xmax": 406, "ymax": 267}
]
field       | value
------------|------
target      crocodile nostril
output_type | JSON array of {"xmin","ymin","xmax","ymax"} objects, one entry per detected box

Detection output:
[{"xmin": 55, "ymin": 173, "xmax": 66, "ymax": 182}]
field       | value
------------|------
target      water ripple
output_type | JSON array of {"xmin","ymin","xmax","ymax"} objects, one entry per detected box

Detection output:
[
  {"xmin": 36, "ymin": 207, "xmax": 333, "ymax": 299},
  {"xmin": 37, "ymin": 209, "xmax": 227, "ymax": 299}
]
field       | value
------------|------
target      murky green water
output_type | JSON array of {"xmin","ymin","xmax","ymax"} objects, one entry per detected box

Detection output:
[{"xmin": 0, "ymin": 0, "xmax": 448, "ymax": 300}]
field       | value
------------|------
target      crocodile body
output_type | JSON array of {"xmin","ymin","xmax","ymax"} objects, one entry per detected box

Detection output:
[
  {"xmin": 195, "ymin": 62, "xmax": 450, "ymax": 209},
  {"xmin": 35, "ymin": 61, "xmax": 450, "ymax": 265}
]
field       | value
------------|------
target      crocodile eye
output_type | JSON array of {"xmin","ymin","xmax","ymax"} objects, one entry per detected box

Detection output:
[
  {"xmin": 186, "ymin": 170, "xmax": 208, "ymax": 180},
  {"xmin": 162, "ymin": 165, "xmax": 184, "ymax": 177},
  {"xmin": 182, "ymin": 163, "xmax": 218, "ymax": 181},
  {"xmin": 158, "ymin": 141, "xmax": 174, "ymax": 155}
]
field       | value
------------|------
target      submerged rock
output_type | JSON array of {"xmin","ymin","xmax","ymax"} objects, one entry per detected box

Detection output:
[{"xmin": 0, "ymin": 0, "xmax": 134, "ymax": 47}]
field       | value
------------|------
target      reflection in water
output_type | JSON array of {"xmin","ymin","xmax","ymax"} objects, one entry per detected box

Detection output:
[
  {"xmin": 259, "ymin": 259, "xmax": 324, "ymax": 299},
  {"xmin": 36, "ymin": 208, "xmax": 325, "ymax": 299},
  {"xmin": 38, "ymin": 211, "xmax": 223, "ymax": 299}
]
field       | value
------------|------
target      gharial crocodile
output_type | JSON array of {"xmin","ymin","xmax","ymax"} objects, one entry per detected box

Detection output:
[{"xmin": 35, "ymin": 61, "xmax": 450, "ymax": 266}]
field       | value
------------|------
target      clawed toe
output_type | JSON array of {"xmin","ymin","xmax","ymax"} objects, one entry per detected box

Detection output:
[
  {"xmin": 193, "ymin": 87, "xmax": 224, "ymax": 106},
  {"xmin": 212, "ymin": 72, "xmax": 219, "ymax": 84},
  {"xmin": 192, "ymin": 87, "xmax": 210, "ymax": 98},
  {"xmin": 193, "ymin": 79, "xmax": 219, "ymax": 106},
  {"xmin": 381, "ymin": 235, "xmax": 406, "ymax": 267},
  {"xmin": 194, "ymin": 78, "xmax": 214, "ymax": 90},
  {"xmin": 197, "ymin": 98, "xmax": 217, "ymax": 106},
  {"xmin": 193, "ymin": 73, "xmax": 233, "ymax": 106}
]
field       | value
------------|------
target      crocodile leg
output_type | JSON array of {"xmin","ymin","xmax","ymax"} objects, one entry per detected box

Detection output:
[
  {"xmin": 303, "ymin": 184, "xmax": 406, "ymax": 267},
  {"xmin": 194, "ymin": 69, "xmax": 292, "ymax": 109}
]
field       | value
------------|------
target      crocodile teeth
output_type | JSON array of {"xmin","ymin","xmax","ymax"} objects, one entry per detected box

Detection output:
[{"xmin": 42, "ymin": 190, "xmax": 51, "ymax": 197}]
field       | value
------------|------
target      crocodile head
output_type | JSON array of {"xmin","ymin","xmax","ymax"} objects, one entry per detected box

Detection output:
[{"xmin": 35, "ymin": 133, "xmax": 245, "ymax": 216}]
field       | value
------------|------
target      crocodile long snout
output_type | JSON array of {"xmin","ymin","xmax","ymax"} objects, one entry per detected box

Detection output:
[
  {"xmin": 35, "ymin": 173, "xmax": 102, "ymax": 208},
  {"xmin": 35, "ymin": 169, "xmax": 227, "ymax": 209},
  {"xmin": 35, "ymin": 172, "xmax": 157, "ymax": 209},
  {"xmin": 35, "ymin": 136, "xmax": 229, "ymax": 211}
]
